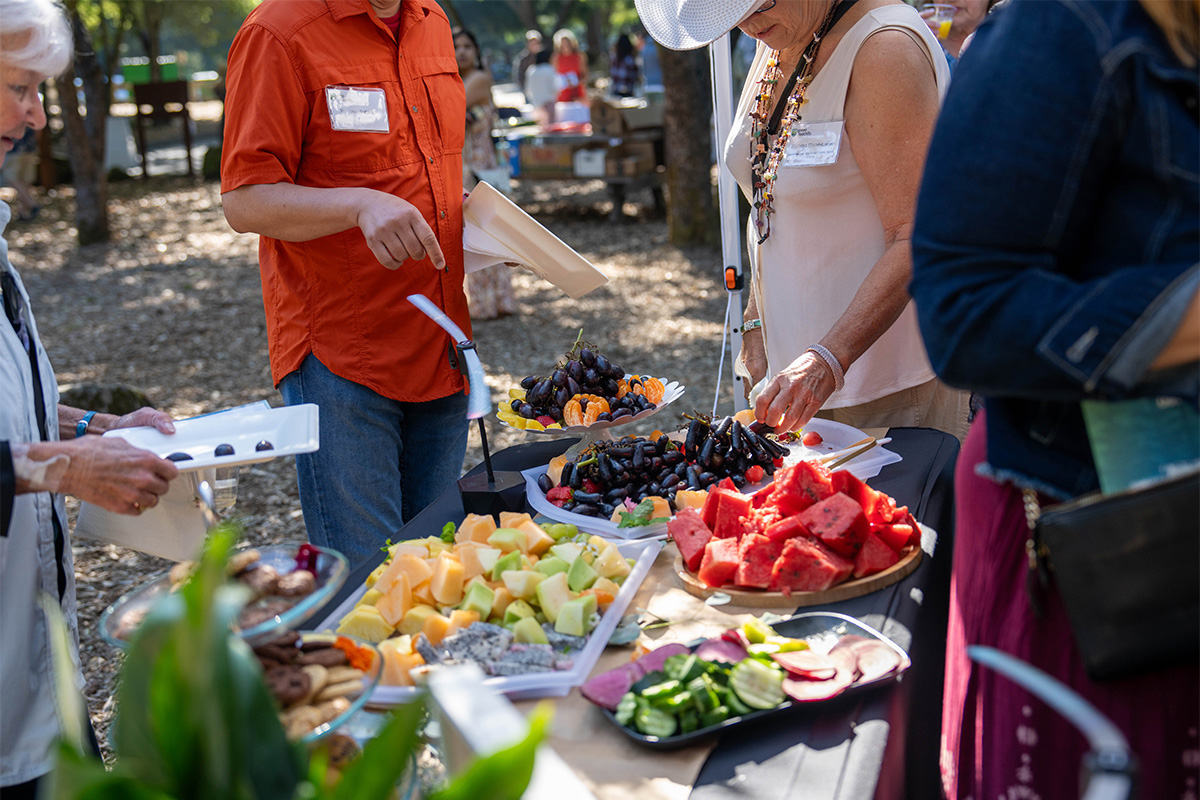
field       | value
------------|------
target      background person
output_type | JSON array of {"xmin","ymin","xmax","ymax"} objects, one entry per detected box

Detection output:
[
  {"xmin": 525, "ymin": 49, "xmax": 558, "ymax": 124},
  {"xmin": 609, "ymin": 32, "xmax": 640, "ymax": 97},
  {"xmin": 910, "ymin": 0, "xmax": 1199, "ymax": 796},
  {"xmin": 941, "ymin": 0, "xmax": 998, "ymax": 57},
  {"xmin": 552, "ymin": 28, "xmax": 588, "ymax": 104},
  {"xmin": 637, "ymin": 0, "xmax": 968, "ymax": 439},
  {"xmin": 221, "ymin": 0, "xmax": 471, "ymax": 570},
  {"xmin": 455, "ymin": 26, "xmax": 515, "ymax": 320},
  {"xmin": 1, "ymin": 1, "xmax": 179, "ymax": 794},
  {"xmin": 512, "ymin": 29, "xmax": 543, "ymax": 101}
]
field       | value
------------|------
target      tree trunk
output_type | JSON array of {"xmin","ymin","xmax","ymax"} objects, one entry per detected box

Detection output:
[
  {"xmin": 659, "ymin": 47, "xmax": 718, "ymax": 247},
  {"xmin": 61, "ymin": 9, "xmax": 110, "ymax": 245}
]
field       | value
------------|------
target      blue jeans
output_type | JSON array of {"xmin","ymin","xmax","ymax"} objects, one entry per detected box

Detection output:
[{"xmin": 279, "ymin": 354, "xmax": 469, "ymax": 569}]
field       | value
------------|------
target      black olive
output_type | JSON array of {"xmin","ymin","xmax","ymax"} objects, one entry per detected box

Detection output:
[{"xmin": 214, "ymin": 443, "xmax": 235, "ymax": 457}]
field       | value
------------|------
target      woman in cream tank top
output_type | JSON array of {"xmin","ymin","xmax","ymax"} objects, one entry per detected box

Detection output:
[{"xmin": 723, "ymin": 1, "xmax": 967, "ymax": 439}]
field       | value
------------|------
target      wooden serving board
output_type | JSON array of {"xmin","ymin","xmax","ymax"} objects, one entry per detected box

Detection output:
[{"xmin": 673, "ymin": 543, "xmax": 923, "ymax": 609}]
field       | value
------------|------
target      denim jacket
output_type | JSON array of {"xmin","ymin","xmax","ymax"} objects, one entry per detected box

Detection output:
[{"xmin": 910, "ymin": 0, "xmax": 1199, "ymax": 499}]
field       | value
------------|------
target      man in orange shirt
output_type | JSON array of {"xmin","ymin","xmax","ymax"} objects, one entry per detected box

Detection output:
[{"xmin": 221, "ymin": 0, "xmax": 471, "ymax": 568}]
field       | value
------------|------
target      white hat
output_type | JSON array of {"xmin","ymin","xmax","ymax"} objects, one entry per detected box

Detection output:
[{"xmin": 635, "ymin": 0, "xmax": 760, "ymax": 51}]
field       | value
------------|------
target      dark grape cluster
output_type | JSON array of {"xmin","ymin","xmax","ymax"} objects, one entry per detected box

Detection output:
[
  {"xmin": 509, "ymin": 338, "xmax": 655, "ymax": 425},
  {"xmin": 535, "ymin": 415, "xmax": 790, "ymax": 518}
]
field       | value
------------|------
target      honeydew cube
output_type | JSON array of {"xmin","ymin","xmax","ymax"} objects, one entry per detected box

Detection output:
[
  {"xmin": 336, "ymin": 604, "xmax": 395, "ymax": 643},
  {"xmin": 555, "ymin": 593, "xmax": 599, "ymax": 638},
  {"xmin": 566, "ymin": 556, "xmax": 599, "ymax": 592},
  {"xmin": 430, "ymin": 555, "xmax": 465, "ymax": 606},
  {"xmin": 360, "ymin": 588, "xmax": 384, "ymax": 606},
  {"xmin": 534, "ymin": 556, "xmax": 570, "ymax": 577},
  {"xmin": 592, "ymin": 576, "xmax": 622, "ymax": 597},
  {"xmin": 502, "ymin": 599, "xmax": 536, "ymax": 627},
  {"xmin": 502, "ymin": 569, "xmax": 546, "ymax": 600},
  {"xmin": 549, "ymin": 543, "xmax": 584, "ymax": 564},
  {"xmin": 398, "ymin": 604, "xmax": 439, "ymax": 636},
  {"xmin": 375, "ymin": 571, "xmax": 412, "ymax": 627},
  {"xmin": 534, "ymin": 572, "xmax": 571, "ymax": 624},
  {"xmin": 460, "ymin": 581, "xmax": 495, "ymax": 619},
  {"xmin": 490, "ymin": 550, "xmax": 523, "ymax": 581},
  {"xmin": 378, "ymin": 635, "xmax": 422, "ymax": 687},
  {"xmin": 593, "ymin": 544, "xmax": 632, "ymax": 580},
  {"xmin": 487, "ymin": 527, "xmax": 528, "ymax": 554},
  {"xmin": 456, "ymin": 513, "xmax": 498, "ymax": 545},
  {"xmin": 512, "ymin": 616, "xmax": 550, "ymax": 644},
  {"xmin": 474, "ymin": 546, "xmax": 502, "ymax": 576}
]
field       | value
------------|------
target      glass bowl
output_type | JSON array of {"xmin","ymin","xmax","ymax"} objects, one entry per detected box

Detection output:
[
  {"xmin": 98, "ymin": 544, "xmax": 349, "ymax": 649},
  {"xmin": 294, "ymin": 633, "xmax": 384, "ymax": 744}
]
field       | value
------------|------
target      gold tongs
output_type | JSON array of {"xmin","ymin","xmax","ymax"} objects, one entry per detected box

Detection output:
[{"xmin": 819, "ymin": 437, "xmax": 891, "ymax": 471}]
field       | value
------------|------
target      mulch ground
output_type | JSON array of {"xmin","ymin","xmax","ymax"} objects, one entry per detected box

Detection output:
[{"xmin": 3, "ymin": 173, "xmax": 734, "ymax": 757}]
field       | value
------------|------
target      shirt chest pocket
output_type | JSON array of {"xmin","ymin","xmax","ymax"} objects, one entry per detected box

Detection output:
[
  {"xmin": 409, "ymin": 55, "xmax": 466, "ymax": 156},
  {"xmin": 310, "ymin": 62, "xmax": 414, "ymax": 174}
]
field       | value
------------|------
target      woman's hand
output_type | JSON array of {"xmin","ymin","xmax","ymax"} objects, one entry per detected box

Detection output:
[
  {"xmin": 754, "ymin": 350, "xmax": 837, "ymax": 433},
  {"xmin": 739, "ymin": 332, "xmax": 768, "ymax": 399},
  {"xmin": 111, "ymin": 407, "xmax": 176, "ymax": 434},
  {"xmin": 58, "ymin": 437, "xmax": 179, "ymax": 515}
]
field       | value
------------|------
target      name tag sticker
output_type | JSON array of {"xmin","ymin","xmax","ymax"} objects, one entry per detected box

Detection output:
[
  {"xmin": 326, "ymin": 85, "xmax": 389, "ymax": 133},
  {"xmin": 781, "ymin": 120, "xmax": 843, "ymax": 167}
]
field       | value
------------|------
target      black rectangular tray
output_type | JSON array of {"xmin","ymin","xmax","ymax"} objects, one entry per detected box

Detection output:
[{"xmin": 599, "ymin": 612, "xmax": 911, "ymax": 750}]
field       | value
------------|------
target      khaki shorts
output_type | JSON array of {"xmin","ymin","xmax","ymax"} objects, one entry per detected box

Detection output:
[{"xmin": 817, "ymin": 377, "xmax": 970, "ymax": 442}]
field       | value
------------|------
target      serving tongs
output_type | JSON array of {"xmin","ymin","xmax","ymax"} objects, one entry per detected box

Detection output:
[
  {"xmin": 197, "ymin": 480, "xmax": 221, "ymax": 530},
  {"xmin": 819, "ymin": 437, "xmax": 892, "ymax": 471}
]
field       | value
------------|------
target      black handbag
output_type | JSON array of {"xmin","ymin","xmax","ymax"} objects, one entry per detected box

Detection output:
[{"xmin": 1025, "ymin": 469, "xmax": 1200, "ymax": 680}]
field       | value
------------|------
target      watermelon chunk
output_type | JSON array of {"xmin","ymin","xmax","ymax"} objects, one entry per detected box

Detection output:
[
  {"xmin": 669, "ymin": 507, "xmax": 713, "ymax": 572},
  {"xmin": 797, "ymin": 492, "xmax": 869, "ymax": 558},
  {"xmin": 735, "ymin": 534, "xmax": 785, "ymax": 589},
  {"xmin": 769, "ymin": 536, "xmax": 855, "ymax": 592},
  {"xmin": 869, "ymin": 521, "xmax": 912, "ymax": 555},
  {"xmin": 712, "ymin": 489, "xmax": 752, "ymax": 540},
  {"xmin": 772, "ymin": 461, "xmax": 834, "ymax": 517},
  {"xmin": 853, "ymin": 531, "xmax": 902, "ymax": 578},
  {"xmin": 697, "ymin": 538, "xmax": 741, "ymax": 588},
  {"xmin": 762, "ymin": 515, "xmax": 811, "ymax": 543},
  {"xmin": 701, "ymin": 488, "xmax": 722, "ymax": 530}
]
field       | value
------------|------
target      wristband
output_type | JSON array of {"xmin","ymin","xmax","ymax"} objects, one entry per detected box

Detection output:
[
  {"xmin": 75, "ymin": 410, "xmax": 98, "ymax": 438},
  {"xmin": 806, "ymin": 345, "xmax": 845, "ymax": 393},
  {"xmin": 737, "ymin": 319, "xmax": 763, "ymax": 334}
]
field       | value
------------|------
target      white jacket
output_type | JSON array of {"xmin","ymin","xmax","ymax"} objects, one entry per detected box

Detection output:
[{"xmin": 0, "ymin": 202, "xmax": 80, "ymax": 786}]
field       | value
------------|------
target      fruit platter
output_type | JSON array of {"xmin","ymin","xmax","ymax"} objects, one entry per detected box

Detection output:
[
  {"xmin": 100, "ymin": 543, "xmax": 349, "ymax": 648},
  {"xmin": 250, "ymin": 631, "xmax": 382, "ymax": 743},
  {"xmin": 580, "ymin": 613, "xmax": 910, "ymax": 749},
  {"xmin": 670, "ymin": 458, "xmax": 923, "ymax": 608},
  {"xmin": 312, "ymin": 512, "xmax": 661, "ymax": 702},
  {"xmin": 495, "ymin": 334, "xmax": 685, "ymax": 447}
]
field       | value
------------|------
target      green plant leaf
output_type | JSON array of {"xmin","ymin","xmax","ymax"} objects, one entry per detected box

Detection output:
[
  {"xmin": 47, "ymin": 742, "xmax": 173, "ymax": 800},
  {"xmin": 326, "ymin": 702, "xmax": 425, "ymax": 800},
  {"xmin": 429, "ymin": 702, "xmax": 552, "ymax": 800}
]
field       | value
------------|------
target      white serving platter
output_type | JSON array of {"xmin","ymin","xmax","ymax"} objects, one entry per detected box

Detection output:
[{"xmin": 310, "ymin": 537, "xmax": 663, "ymax": 703}]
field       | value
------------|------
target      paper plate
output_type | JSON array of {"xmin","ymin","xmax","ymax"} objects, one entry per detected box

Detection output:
[
  {"xmin": 783, "ymin": 418, "xmax": 902, "ymax": 481},
  {"xmin": 463, "ymin": 181, "xmax": 608, "ymax": 299}
]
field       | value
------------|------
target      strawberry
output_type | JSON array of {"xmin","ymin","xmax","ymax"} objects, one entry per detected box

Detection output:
[
  {"xmin": 546, "ymin": 486, "xmax": 573, "ymax": 508},
  {"xmin": 582, "ymin": 478, "xmax": 601, "ymax": 494}
]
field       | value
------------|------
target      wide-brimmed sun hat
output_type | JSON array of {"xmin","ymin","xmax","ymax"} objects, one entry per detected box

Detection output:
[{"xmin": 635, "ymin": 0, "xmax": 761, "ymax": 51}]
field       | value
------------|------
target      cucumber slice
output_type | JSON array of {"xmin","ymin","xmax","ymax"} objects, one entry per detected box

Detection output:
[
  {"xmin": 635, "ymin": 704, "xmax": 678, "ymax": 738},
  {"xmin": 614, "ymin": 692, "xmax": 639, "ymax": 727},
  {"xmin": 678, "ymin": 707, "xmax": 700, "ymax": 734},
  {"xmin": 699, "ymin": 704, "xmax": 731, "ymax": 728},
  {"xmin": 726, "ymin": 688, "xmax": 753, "ymax": 717},
  {"xmin": 730, "ymin": 658, "xmax": 786, "ymax": 710}
]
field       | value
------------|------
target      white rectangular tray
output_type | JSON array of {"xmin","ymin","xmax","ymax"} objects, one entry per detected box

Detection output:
[
  {"xmin": 310, "ymin": 537, "xmax": 663, "ymax": 703},
  {"xmin": 102, "ymin": 403, "xmax": 319, "ymax": 471}
]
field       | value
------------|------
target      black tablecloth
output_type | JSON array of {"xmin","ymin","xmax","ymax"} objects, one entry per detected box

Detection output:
[{"xmin": 314, "ymin": 428, "xmax": 959, "ymax": 800}]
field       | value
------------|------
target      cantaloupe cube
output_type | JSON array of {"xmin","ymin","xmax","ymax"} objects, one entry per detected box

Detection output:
[
  {"xmin": 547, "ymin": 455, "xmax": 568, "ymax": 486},
  {"xmin": 379, "ymin": 635, "xmax": 422, "ymax": 687},
  {"xmin": 674, "ymin": 490, "xmax": 707, "ymax": 511},
  {"xmin": 376, "ymin": 552, "xmax": 434, "ymax": 596},
  {"xmin": 412, "ymin": 581, "xmax": 435, "ymax": 607},
  {"xmin": 457, "ymin": 513, "xmax": 498, "ymax": 545},
  {"xmin": 592, "ymin": 576, "xmax": 622, "ymax": 597},
  {"xmin": 518, "ymin": 522, "xmax": 555, "ymax": 557},
  {"xmin": 456, "ymin": 543, "xmax": 488, "ymax": 581},
  {"xmin": 399, "ymin": 605, "xmax": 438, "ymax": 636},
  {"xmin": 388, "ymin": 542, "xmax": 429, "ymax": 559},
  {"xmin": 489, "ymin": 585, "xmax": 515, "ymax": 619},
  {"xmin": 647, "ymin": 496, "xmax": 671, "ymax": 521},
  {"xmin": 422, "ymin": 612, "xmax": 452, "ymax": 646},
  {"xmin": 375, "ymin": 572, "xmax": 412, "ymax": 627},
  {"xmin": 430, "ymin": 555, "xmax": 465, "ymax": 606},
  {"xmin": 499, "ymin": 511, "xmax": 534, "ymax": 529},
  {"xmin": 447, "ymin": 608, "xmax": 480, "ymax": 635}
]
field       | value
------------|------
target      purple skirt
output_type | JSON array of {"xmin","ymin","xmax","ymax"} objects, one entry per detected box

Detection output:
[{"xmin": 942, "ymin": 410, "xmax": 1199, "ymax": 799}]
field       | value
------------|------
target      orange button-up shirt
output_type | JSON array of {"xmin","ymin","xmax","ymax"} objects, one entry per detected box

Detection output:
[{"xmin": 221, "ymin": 0, "xmax": 470, "ymax": 402}]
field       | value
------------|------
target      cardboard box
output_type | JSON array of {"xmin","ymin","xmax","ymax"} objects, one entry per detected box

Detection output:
[
  {"xmin": 590, "ymin": 98, "xmax": 664, "ymax": 138},
  {"xmin": 519, "ymin": 138, "xmax": 576, "ymax": 178},
  {"xmin": 572, "ymin": 148, "xmax": 607, "ymax": 178},
  {"xmin": 605, "ymin": 141, "xmax": 659, "ymax": 178}
]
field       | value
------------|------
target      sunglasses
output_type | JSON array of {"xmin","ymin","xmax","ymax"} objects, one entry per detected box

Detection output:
[{"xmin": 754, "ymin": 0, "xmax": 778, "ymax": 12}]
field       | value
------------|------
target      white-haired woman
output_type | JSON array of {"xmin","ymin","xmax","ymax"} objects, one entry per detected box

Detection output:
[
  {"xmin": 637, "ymin": 0, "xmax": 968, "ymax": 439},
  {"xmin": 1, "ymin": 1, "xmax": 179, "ymax": 793}
]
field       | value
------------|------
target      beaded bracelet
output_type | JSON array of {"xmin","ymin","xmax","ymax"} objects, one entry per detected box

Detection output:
[{"xmin": 806, "ymin": 345, "xmax": 845, "ymax": 393}]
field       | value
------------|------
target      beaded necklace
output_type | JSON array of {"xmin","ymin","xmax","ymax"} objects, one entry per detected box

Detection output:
[{"xmin": 750, "ymin": 0, "xmax": 847, "ymax": 244}]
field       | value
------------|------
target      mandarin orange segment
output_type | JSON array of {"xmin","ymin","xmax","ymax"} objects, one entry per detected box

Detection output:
[
  {"xmin": 640, "ymin": 377, "xmax": 666, "ymax": 404},
  {"xmin": 563, "ymin": 394, "xmax": 610, "ymax": 427}
]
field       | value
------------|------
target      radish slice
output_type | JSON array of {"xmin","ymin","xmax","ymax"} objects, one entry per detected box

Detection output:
[{"xmin": 772, "ymin": 649, "xmax": 837, "ymax": 680}]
